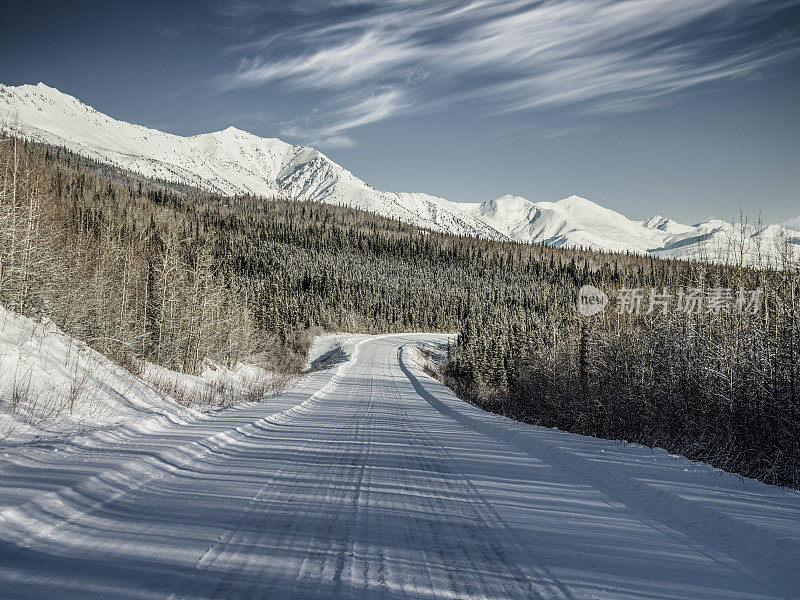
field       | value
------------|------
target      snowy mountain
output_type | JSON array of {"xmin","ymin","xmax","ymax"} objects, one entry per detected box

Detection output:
[
  {"xmin": 645, "ymin": 218, "xmax": 799, "ymax": 265},
  {"xmin": 784, "ymin": 216, "xmax": 800, "ymax": 232},
  {"xmin": 0, "ymin": 83, "xmax": 502, "ymax": 240},
  {"xmin": 463, "ymin": 194, "xmax": 798, "ymax": 264},
  {"xmin": 465, "ymin": 194, "xmax": 663, "ymax": 254},
  {"xmin": 1, "ymin": 82, "xmax": 796, "ymax": 264}
]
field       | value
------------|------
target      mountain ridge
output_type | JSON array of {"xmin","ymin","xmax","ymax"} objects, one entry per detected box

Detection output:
[{"xmin": 1, "ymin": 82, "xmax": 796, "ymax": 264}]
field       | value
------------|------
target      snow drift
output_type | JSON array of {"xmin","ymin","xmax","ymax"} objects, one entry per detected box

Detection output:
[{"xmin": 0, "ymin": 305, "xmax": 198, "ymax": 444}]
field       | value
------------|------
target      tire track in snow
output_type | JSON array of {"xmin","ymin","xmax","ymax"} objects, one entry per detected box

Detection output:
[
  {"xmin": 167, "ymin": 340, "xmax": 375, "ymax": 600},
  {"xmin": 388, "ymin": 345, "xmax": 572, "ymax": 600},
  {"xmin": 0, "ymin": 367, "xmax": 335, "ymax": 551}
]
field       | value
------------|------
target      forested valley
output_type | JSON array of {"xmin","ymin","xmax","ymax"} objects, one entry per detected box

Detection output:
[{"xmin": 1, "ymin": 135, "xmax": 798, "ymax": 487}]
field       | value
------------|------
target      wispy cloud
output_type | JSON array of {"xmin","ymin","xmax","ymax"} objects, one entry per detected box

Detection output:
[
  {"xmin": 216, "ymin": 0, "xmax": 799, "ymax": 146},
  {"xmin": 222, "ymin": 31, "xmax": 422, "ymax": 92},
  {"xmin": 282, "ymin": 88, "xmax": 410, "ymax": 147}
]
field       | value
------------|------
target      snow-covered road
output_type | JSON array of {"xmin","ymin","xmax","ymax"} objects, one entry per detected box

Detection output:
[{"xmin": 1, "ymin": 334, "xmax": 799, "ymax": 599}]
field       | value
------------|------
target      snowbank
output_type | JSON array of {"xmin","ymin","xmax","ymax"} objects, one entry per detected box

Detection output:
[
  {"xmin": 0, "ymin": 321, "xmax": 448, "ymax": 446},
  {"xmin": 307, "ymin": 332, "xmax": 455, "ymax": 371},
  {"xmin": 0, "ymin": 305, "xmax": 200, "ymax": 445},
  {"xmin": 138, "ymin": 359, "xmax": 288, "ymax": 410},
  {"xmin": 306, "ymin": 333, "xmax": 375, "ymax": 370}
]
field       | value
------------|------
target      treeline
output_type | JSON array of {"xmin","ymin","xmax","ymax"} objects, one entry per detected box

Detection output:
[
  {"xmin": 1, "ymin": 136, "xmax": 798, "ymax": 487},
  {"xmin": 0, "ymin": 137, "xmax": 290, "ymax": 377},
  {"xmin": 445, "ymin": 250, "xmax": 800, "ymax": 488}
]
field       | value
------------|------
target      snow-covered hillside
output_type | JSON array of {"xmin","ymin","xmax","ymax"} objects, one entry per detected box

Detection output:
[
  {"xmin": 0, "ymin": 305, "xmax": 199, "ymax": 444},
  {"xmin": 465, "ymin": 194, "xmax": 665, "ymax": 253},
  {"xmin": 0, "ymin": 83, "xmax": 501, "ymax": 240},
  {"xmin": 464, "ymin": 194, "xmax": 798, "ymax": 264},
  {"xmin": 0, "ymin": 305, "xmax": 288, "ymax": 445},
  {"xmin": 1, "ymin": 82, "xmax": 796, "ymax": 264},
  {"xmin": 784, "ymin": 215, "xmax": 800, "ymax": 232}
]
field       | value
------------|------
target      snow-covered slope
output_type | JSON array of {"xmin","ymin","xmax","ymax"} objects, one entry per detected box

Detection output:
[
  {"xmin": 1, "ymin": 82, "xmax": 796, "ymax": 264},
  {"xmin": 784, "ymin": 215, "xmax": 800, "ymax": 232},
  {"xmin": 466, "ymin": 194, "xmax": 665, "ymax": 253},
  {"xmin": 0, "ymin": 304, "xmax": 287, "ymax": 444},
  {"xmin": 0, "ymin": 305, "xmax": 199, "ymax": 444},
  {"xmin": 0, "ymin": 83, "xmax": 502, "ymax": 239}
]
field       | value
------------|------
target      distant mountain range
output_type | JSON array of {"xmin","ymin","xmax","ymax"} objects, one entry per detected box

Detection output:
[{"xmin": 1, "ymin": 82, "xmax": 797, "ymax": 265}]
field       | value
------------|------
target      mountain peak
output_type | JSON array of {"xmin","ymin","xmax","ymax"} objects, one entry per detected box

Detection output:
[
  {"xmin": 0, "ymin": 81, "xmax": 794, "ymax": 265},
  {"xmin": 1, "ymin": 82, "xmax": 66, "ymax": 101},
  {"xmin": 201, "ymin": 125, "xmax": 263, "ymax": 140},
  {"xmin": 643, "ymin": 215, "xmax": 667, "ymax": 229},
  {"xmin": 487, "ymin": 194, "xmax": 533, "ymax": 208},
  {"xmin": 221, "ymin": 125, "xmax": 250, "ymax": 135},
  {"xmin": 494, "ymin": 194, "xmax": 529, "ymax": 203},
  {"xmin": 478, "ymin": 195, "xmax": 534, "ymax": 218},
  {"xmin": 21, "ymin": 82, "xmax": 76, "ymax": 100},
  {"xmin": 555, "ymin": 195, "xmax": 604, "ymax": 210}
]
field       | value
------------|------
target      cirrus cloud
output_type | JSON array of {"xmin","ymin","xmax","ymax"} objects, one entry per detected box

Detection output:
[{"xmin": 216, "ymin": 0, "xmax": 799, "ymax": 147}]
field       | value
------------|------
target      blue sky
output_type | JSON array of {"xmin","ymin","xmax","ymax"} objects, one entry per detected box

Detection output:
[{"xmin": 1, "ymin": 0, "xmax": 799, "ymax": 223}]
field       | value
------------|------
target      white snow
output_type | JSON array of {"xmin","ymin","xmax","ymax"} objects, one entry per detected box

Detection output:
[
  {"xmin": 641, "ymin": 214, "xmax": 697, "ymax": 235},
  {"xmin": 468, "ymin": 194, "xmax": 666, "ymax": 254},
  {"xmin": 305, "ymin": 332, "xmax": 376, "ymax": 370},
  {"xmin": 137, "ymin": 359, "xmax": 286, "ymax": 410},
  {"xmin": 652, "ymin": 219, "xmax": 800, "ymax": 266},
  {"xmin": 0, "ymin": 305, "xmax": 199, "ymax": 445},
  {"xmin": 784, "ymin": 215, "xmax": 800, "ymax": 232},
  {"xmin": 469, "ymin": 194, "xmax": 799, "ymax": 264},
  {"xmin": 0, "ymin": 83, "xmax": 502, "ymax": 240},
  {"xmin": 0, "ymin": 305, "xmax": 289, "ymax": 445},
  {"xmin": 1, "ymin": 333, "xmax": 799, "ymax": 598},
  {"xmin": 1, "ymin": 81, "xmax": 796, "ymax": 265}
]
